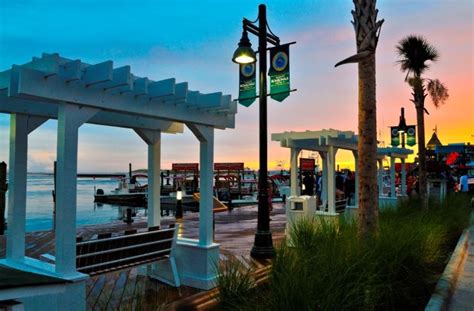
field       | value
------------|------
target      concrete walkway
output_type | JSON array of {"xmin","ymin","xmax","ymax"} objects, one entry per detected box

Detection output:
[{"xmin": 449, "ymin": 225, "xmax": 474, "ymax": 311}]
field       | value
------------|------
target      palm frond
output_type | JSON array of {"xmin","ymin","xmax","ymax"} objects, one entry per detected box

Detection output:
[
  {"xmin": 396, "ymin": 35, "xmax": 439, "ymax": 78},
  {"xmin": 427, "ymin": 79, "xmax": 449, "ymax": 107}
]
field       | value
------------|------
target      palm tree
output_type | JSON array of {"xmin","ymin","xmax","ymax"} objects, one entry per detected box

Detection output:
[
  {"xmin": 396, "ymin": 35, "xmax": 449, "ymax": 208},
  {"xmin": 335, "ymin": 0, "xmax": 384, "ymax": 237}
]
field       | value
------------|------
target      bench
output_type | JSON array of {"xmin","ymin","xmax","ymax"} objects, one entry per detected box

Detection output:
[
  {"xmin": 41, "ymin": 224, "xmax": 180, "ymax": 287},
  {"xmin": 318, "ymin": 198, "xmax": 348, "ymax": 214},
  {"xmin": 335, "ymin": 199, "xmax": 347, "ymax": 214}
]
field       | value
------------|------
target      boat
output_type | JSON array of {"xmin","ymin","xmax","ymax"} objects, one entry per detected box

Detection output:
[
  {"xmin": 214, "ymin": 174, "xmax": 289, "ymax": 207},
  {"xmin": 94, "ymin": 174, "xmax": 200, "ymax": 210},
  {"xmin": 94, "ymin": 175, "xmax": 147, "ymax": 206}
]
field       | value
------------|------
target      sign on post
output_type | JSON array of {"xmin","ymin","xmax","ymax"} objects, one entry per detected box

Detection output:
[
  {"xmin": 391, "ymin": 126, "xmax": 400, "ymax": 147},
  {"xmin": 299, "ymin": 158, "xmax": 315, "ymax": 173},
  {"xmin": 269, "ymin": 43, "xmax": 290, "ymax": 102},
  {"xmin": 214, "ymin": 163, "xmax": 245, "ymax": 171},
  {"xmin": 406, "ymin": 125, "xmax": 416, "ymax": 146},
  {"xmin": 238, "ymin": 63, "xmax": 256, "ymax": 107},
  {"xmin": 172, "ymin": 163, "xmax": 199, "ymax": 171}
]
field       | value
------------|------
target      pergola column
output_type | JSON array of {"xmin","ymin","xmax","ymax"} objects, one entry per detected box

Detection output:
[
  {"xmin": 188, "ymin": 124, "xmax": 214, "ymax": 246},
  {"xmin": 327, "ymin": 146, "xmax": 337, "ymax": 214},
  {"xmin": 319, "ymin": 152, "xmax": 328, "ymax": 205},
  {"xmin": 390, "ymin": 156, "xmax": 396, "ymax": 198},
  {"xmin": 401, "ymin": 157, "xmax": 407, "ymax": 195},
  {"xmin": 6, "ymin": 114, "xmax": 47, "ymax": 260},
  {"xmin": 352, "ymin": 150, "xmax": 359, "ymax": 208},
  {"xmin": 290, "ymin": 148, "xmax": 300, "ymax": 196},
  {"xmin": 55, "ymin": 104, "xmax": 98, "ymax": 276},
  {"xmin": 377, "ymin": 158, "xmax": 384, "ymax": 196},
  {"xmin": 135, "ymin": 129, "xmax": 162, "ymax": 227}
]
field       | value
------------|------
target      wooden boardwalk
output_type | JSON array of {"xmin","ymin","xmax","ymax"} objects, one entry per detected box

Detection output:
[{"xmin": 0, "ymin": 203, "xmax": 286, "ymax": 310}]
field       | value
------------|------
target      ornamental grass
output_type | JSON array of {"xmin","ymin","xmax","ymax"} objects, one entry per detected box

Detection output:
[{"xmin": 216, "ymin": 194, "xmax": 471, "ymax": 310}]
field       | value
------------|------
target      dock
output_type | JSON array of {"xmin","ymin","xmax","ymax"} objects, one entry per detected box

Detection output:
[{"xmin": 0, "ymin": 203, "xmax": 286, "ymax": 310}]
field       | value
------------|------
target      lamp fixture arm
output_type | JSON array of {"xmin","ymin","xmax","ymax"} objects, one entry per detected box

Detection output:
[{"xmin": 243, "ymin": 19, "xmax": 280, "ymax": 46}]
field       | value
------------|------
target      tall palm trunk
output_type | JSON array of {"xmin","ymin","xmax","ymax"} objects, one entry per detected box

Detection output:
[
  {"xmin": 358, "ymin": 54, "xmax": 379, "ymax": 235},
  {"xmin": 412, "ymin": 81, "xmax": 428, "ymax": 207},
  {"xmin": 335, "ymin": 0, "xmax": 383, "ymax": 237}
]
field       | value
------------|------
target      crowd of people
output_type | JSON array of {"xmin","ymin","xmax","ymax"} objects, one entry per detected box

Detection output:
[
  {"xmin": 300, "ymin": 166, "xmax": 472, "ymax": 203},
  {"xmin": 301, "ymin": 170, "xmax": 357, "ymax": 204}
]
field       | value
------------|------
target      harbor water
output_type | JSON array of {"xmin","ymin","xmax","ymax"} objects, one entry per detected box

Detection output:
[{"xmin": 5, "ymin": 174, "xmax": 147, "ymax": 232}]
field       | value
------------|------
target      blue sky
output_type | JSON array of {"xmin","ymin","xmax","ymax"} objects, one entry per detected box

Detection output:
[{"xmin": 1, "ymin": 0, "xmax": 472, "ymax": 172}]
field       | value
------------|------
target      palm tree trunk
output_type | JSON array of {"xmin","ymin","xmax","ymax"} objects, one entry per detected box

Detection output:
[
  {"xmin": 358, "ymin": 54, "xmax": 379, "ymax": 237},
  {"xmin": 415, "ymin": 101, "xmax": 428, "ymax": 208}
]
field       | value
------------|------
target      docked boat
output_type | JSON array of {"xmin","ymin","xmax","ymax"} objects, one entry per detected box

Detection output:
[
  {"xmin": 215, "ymin": 174, "xmax": 289, "ymax": 207},
  {"xmin": 94, "ymin": 175, "xmax": 147, "ymax": 206},
  {"xmin": 94, "ymin": 174, "xmax": 199, "ymax": 210}
]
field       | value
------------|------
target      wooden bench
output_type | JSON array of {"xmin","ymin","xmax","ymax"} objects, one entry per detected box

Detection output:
[
  {"xmin": 318, "ymin": 198, "xmax": 348, "ymax": 214},
  {"xmin": 335, "ymin": 199, "xmax": 347, "ymax": 214},
  {"xmin": 41, "ymin": 224, "xmax": 180, "ymax": 287}
]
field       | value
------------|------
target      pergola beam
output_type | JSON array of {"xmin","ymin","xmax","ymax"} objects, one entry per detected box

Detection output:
[
  {"xmin": 1, "ymin": 53, "xmax": 235, "ymax": 129},
  {"xmin": 0, "ymin": 93, "xmax": 183, "ymax": 133},
  {"xmin": 7, "ymin": 66, "xmax": 233, "ymax": 128}
]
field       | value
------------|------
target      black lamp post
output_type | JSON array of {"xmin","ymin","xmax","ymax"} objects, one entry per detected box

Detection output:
[
  {"xmin": 232, "ymin": 4, "xmax": 279, "ymax": 259},
  {"xmin": 398, "ymin": 107, "xmax": 408, "ymax": 148}
]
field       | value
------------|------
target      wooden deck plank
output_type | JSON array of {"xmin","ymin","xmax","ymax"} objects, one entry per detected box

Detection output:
[
  {"xmin": 119, "ymin": 268, "xmax": 139, "ymax": 309},
  {"xmin": 93, "ymin": 270, "xmax": 121, "ymax": 310},
  {"xmin": 131, "ymin": 274, "xmax": 147, "ymax": 310},
  {"xmin": 87, "ymin": 274, "xmax": 107, "ymax": 309},
  {"xmin": 105, "ymin": 270, "xmax": 128, "ymax": 311}
]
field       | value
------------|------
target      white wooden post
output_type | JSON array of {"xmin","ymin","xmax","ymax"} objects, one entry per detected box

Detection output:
[
  {"xmin": 55, "ymin": 104, "xmax": 97, "ymax": 276},
  {"xmin": 319, "ymin": 152, "xmax": 328, "ymax": 205},
  {"xmin": 290, "ymin": 148, "xmax": 300, "ymax": 196},
  {"xmin": 135, "ymin": 129, "xmax": 162, "ymax": 227},
  {"xmin": 352, "ymin": 150, "xmax": 359, "ymax": 208},
  {"xmin": 148, "ymin": 134, "xmax": 161, "ymax": 227},
  {"xmin": 6, "ymin": 114, "xmax": 46, "ymax": 260},
  {"xmin": 327, "ymin": 146, "xmax": 337, "ymax": 214},
  {"xmin": 199, "ymin": 128, "xmax": 214, "ymax": 246},
  {"xmin": 401, "ymin": 158, "xmax": 407, "ymax": 195},
  {"xmin": 390, "ymin": 156, "xmax": 396, "ymax": 198},
  {"xmin": 188, "ymin": 124, "xmax": 214, "ymax": 246},
  {"xmin": 378, "ymin": 158, "xmax": 384, "ymax": 196}
]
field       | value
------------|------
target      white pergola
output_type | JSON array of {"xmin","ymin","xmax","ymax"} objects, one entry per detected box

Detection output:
[
  {"xmin": 0, "ymin": 53, "xmax": 236, "ymax": 307},
  {"xmin": 272, "ymin": 129, "xmax": 359, "ymax": 214},
  {"xmin": 272, "ymin": 129, "xmax": 414, "ymax": 214},
  {"xmin": 377, "ymin": 147, "xmax": 413, "ymax": 199}
]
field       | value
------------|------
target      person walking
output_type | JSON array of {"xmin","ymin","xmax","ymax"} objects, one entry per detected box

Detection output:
[
  {"xmin": 459, "ymin": 171, "xmax": 469, "ymax": 193},
  {"xmin": 344, "ymin": 171, "xmax": 355, "ymax": 205}
]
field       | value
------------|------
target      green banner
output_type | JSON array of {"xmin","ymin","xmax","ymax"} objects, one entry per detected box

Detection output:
[
  {"xmin": 238, "ymin": 63, "xmax": 256, "ymax": 107},
  {"xmin": 269, "ymin": 44, "xmax": 290, "ymax": 102},
  {"xmin": 406, "ymin": 125, "xmax": 416, "ymax": 146},
  {"xmin": 391, "ymin": 126, "xmax": 400, "ymax": 147}
]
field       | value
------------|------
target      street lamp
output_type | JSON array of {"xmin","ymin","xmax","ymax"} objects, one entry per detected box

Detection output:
[
  {"xmin": 232, "ymin": 4, "xmax": 280, "ymax": 259},
  {"xmin": 391, "ymin": 107, "xmax": 416, "ymax": 196},
  {"xmin": 398, "ymin": 107, "xmax": 408, "ymax": 148},
  {"xmin": 232, "ymin": 30, "xmax": 256, "ymax": 64}
]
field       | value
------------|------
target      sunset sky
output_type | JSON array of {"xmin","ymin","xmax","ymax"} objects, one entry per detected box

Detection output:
[{"xmin": 0, "ymin": 0, "xmax": 472, "ymax": 173}]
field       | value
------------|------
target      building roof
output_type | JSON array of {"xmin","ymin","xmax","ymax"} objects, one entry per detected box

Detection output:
[{"xmin": 427, "ymin": 132, "xmax": 442, "ymax": 150}]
